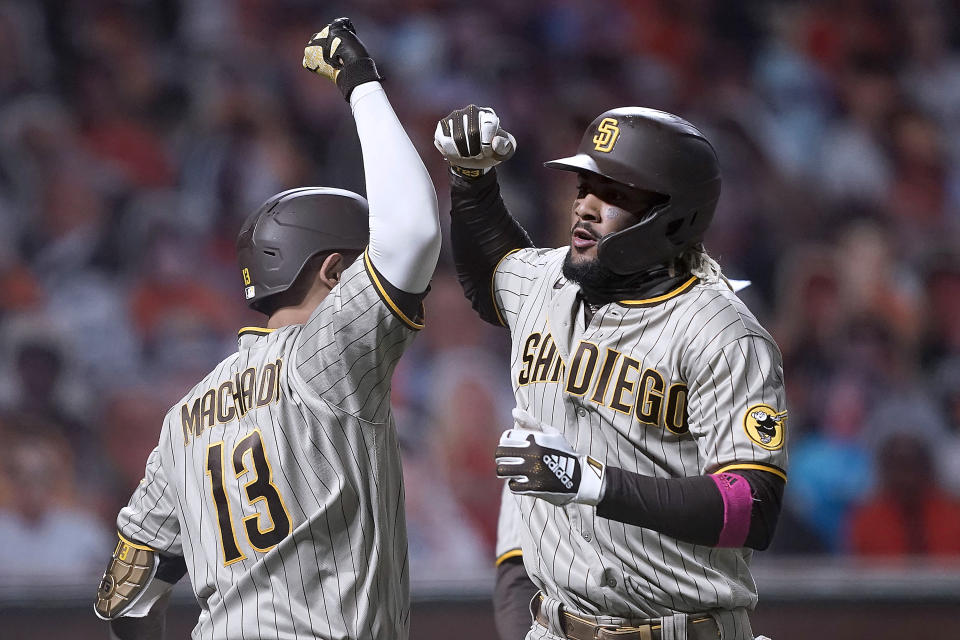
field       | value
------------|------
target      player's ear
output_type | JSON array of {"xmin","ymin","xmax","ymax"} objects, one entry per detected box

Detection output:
[{"xmin": 317, "ymin": 252, "xmax": 345, "ymax": 289}]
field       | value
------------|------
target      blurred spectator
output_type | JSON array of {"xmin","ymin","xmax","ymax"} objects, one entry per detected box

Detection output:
[
  {"xmin": 773, "ymin": 247, "xmax": 843, "ymax": 436},
  {"xmin": 0, "ymin": 315, "xmax": 93, "ymax": 433},
  {"xmin": 0, "ymin": 430, "xmax": 110, "ymax": 583},
  {"xmin": 426, "ymin": 348, "xmax": 513, "ymax": 554},
  {"xmin": 834, "ymin": 220, "xmax": 921, "ymax": 349},
  {"xmin": 863, "ymin": 389, "xmax": 949, "ymax": 456},
  {"xmin": 849, "ymin": 432, "xmax": 960, "ymax": 556},
  {"xmin": 786, "ymin": 373, "xmax": 874, "ymax": 552},
  {"xmin": 403, "ymin": 446, "xmax": 490, "ymax": 580},
  {"xmin": 0, "ymin": 261, "xmax": 42, "ymax": 313},
  {"xmin": 900, "ymin": 3, "xmax": 960, "ymax": 162},
  {"xmin": 887, "ymin": 109, "xmax": 949, "ymax": 241},
  {"xmin": 127, "ymin": 221, "xmax": 238, "ymax": 376},
  {"xmin": 817, "ymin": 56, "xmax": 896, "ymax": 203},
  {"xmin": 100, "ymin": 388, "xmax": 176, "ymax": 498},
  {"xmin": 919, "ymin": 256, "xmax": 960, "ymax": 372},
  {"xmin": 931, "ymin": 357, "xmax": 960, "ymax": 495},
  {"xmin": 753, "ymin": 3, "xmax": 832, "ymax": 180}
]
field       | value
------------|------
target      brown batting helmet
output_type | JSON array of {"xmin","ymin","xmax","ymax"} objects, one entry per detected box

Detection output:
[
  {"xmin": 545, "ymin": 107, "xmax": 721, "ymax": 274},
  {"xmin": 236, "ymin": 187, "xmax": 369, "ymax": 314}
]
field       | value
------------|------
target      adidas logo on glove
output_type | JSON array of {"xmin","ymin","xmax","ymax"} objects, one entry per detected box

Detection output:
[{"xmin": 543, "ymin": 454, "xmax": 575, "ymax": 489}]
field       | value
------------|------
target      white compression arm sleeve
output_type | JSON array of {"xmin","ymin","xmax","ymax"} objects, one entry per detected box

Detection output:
[{"xmin": 350, "ymin": 82, "xmax": 440, "ymax": 293}]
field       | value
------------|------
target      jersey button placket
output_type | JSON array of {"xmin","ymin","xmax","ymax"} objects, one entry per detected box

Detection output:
[
  {"xmin": 602, "ymin": 568, "xmax": 619, "ymax": 589},
  {"xmin": 579, "ymin": 509, "xmax": 595, "ymax": 544}
]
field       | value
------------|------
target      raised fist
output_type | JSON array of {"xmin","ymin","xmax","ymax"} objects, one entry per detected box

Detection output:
[
  {"xmin": 434, "ymin": 105, "xmax": 517, "ymax": 178},
  {"xmin": 303, "ymin": 17, "xmax": 382, "ymax": 101}
]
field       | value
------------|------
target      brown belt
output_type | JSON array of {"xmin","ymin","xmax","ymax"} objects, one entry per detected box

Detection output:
[{"xmin": 533, "ymin": 595, "xmax": 719, "ymax": 640}]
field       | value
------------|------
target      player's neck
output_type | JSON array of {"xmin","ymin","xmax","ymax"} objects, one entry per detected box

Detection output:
[
  {"xmin": 573, "ymin": 263, "xmax": 688, "ymax": 306},
  {"xmin": 266, "ymin": 285, "xmax": 334, "ymax": 328},
  {"xmin": 267, "ymin": 308, "xmax": 310, "ymax": 328}
]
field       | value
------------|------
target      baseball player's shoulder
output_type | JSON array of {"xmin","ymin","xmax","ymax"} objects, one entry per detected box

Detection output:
[
  {"xmin": 167, "ymin": 351, "xmax": 241, "ymax": 416},
  {"xmin": 495, "ymin": 247, "xmax": 566, "ymax": 293},
  {"xmin": 237, "ymin": 323, "xmax": 300, "ymax": 349},
  {"xmin": 154, "ymin": 353, "xmax": 237, "ymax": 448},
  {"xmin": 168, "ymin": 335, "xmax": 289, "ymax": 446},
  {"xmin": 290, "ymin": 250, "xmax": 389, "ymax": 341},
  {"xmin": 682, "ymin": 278, "xmax": 779, "ymax": 355},
  {"xmin": 300, "ymin": 248, "xmax": 425, "ymax": 333},
  {"xmin": 498, "ymin": 246, "xmax": 565, "ymax": 273}
]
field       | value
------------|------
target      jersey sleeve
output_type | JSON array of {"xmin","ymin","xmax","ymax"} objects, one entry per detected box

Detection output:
[
  {"xmin": 491, "ymin": 248, "xmax": 558, "ymax": 330},
  {"xmin": 685, "ymin": 335, "xmax": 788, "ymax": 481},
  {"xmin": 292, "ymin": 248, "xmax": 424, "ymax": 422},
  {"xmin": 116, "ymin": 447, "xmax": 183, "ymax": 555},
  {"xmin": 495, "ymin": 482, "xmax": 525, "ymax": 566}
]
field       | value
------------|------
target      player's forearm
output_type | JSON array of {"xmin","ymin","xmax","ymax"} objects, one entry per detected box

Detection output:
[
  {"xmin": 110, "ymin": 616, "xmax": 163, "ymax": 640},
  {"xmin": 450, "ymin": 168, "xmax": 533, "ymax": 325},
  {"xmin": 108, "ymin": 589, "xmax": 172, "ymax": 640},
  {"xmin": 494, "ymin": 557, "xmax": 538, "ymax": 640},
  {"xmin": 351, "ymin": 82, "xmax": 440, "ymax": 293},
  {"xmin": 596, "ymin": 467, "xmax": 783, "ymax": 550}
]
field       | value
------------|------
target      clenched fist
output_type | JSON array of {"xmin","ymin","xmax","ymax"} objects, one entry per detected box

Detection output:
[
  {"xmin": 303, "ymin": 17, "xmax": 382, "ymax": 101},
  {"xmin": 495, "ymin": 408, "xmax": 606, "ymax": 506},
  {"xmin": 435, "ymin": 105, "xmax": 517, "ymax": 178}
]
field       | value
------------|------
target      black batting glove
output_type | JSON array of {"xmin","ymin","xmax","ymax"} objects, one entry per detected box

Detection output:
[
  {"xmin": 302, "ymin": 17, "xmax": 383, "ymax": 101},
  {"xmin": 495, "ymin": 409, "xmax": 605, "ymax": 506}
]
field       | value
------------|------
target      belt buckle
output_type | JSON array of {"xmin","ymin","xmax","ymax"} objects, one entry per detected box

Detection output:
[{"xmin": 595, "ymin": 624, "xmax": 652, "ymax": 640}]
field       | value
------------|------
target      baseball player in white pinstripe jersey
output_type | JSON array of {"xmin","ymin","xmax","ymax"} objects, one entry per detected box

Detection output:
[
  {"xmin": 434, "ymin": 106, "xmax": 785, "ymax": 640},
  {"xmin": 94, "ymin": 18, "xmax": 440, "ymax": 640}
]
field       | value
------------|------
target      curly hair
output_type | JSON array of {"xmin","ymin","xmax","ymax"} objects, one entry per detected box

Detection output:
[{"xmin": 674, "ymin": 244, "xmax": 723, "ymax": 283}]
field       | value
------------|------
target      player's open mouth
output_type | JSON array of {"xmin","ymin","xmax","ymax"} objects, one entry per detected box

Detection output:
[{"xmin": 572, "ymin": 228, "xmax": 597, "ymax": 249}]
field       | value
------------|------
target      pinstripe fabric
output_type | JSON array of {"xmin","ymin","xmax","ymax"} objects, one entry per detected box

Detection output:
[
  {"xmin": 117, "ymin": 255, "xmax": 418, "ymax": 640},
  {"xmin": 492, "ymin": 248, "xmax": 786, "ymax": 630}
]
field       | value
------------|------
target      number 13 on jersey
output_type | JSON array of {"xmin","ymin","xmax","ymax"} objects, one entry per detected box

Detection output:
[{"xmin": 205, "ymin": 429, "xmax": 292, "ymax": 565}]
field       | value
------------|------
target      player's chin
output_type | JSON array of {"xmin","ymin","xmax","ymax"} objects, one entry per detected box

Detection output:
[
  {"xmin": 563, "ymin": 247, "xmax": 604, "ymax": 286},
  {"xmin": 567, "ymin": 243, "xmax": 597, "ymax": 263}
]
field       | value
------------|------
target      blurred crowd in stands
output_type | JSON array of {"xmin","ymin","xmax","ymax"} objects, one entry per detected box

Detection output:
[{"xmin": 1, "ymin": 0, "xmax": 959, "ymax": 591}]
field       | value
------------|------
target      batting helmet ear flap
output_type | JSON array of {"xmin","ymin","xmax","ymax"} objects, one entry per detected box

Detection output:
[{"xmin": 596, "ymin": 200, "xmax": 678, "ymax": 275}]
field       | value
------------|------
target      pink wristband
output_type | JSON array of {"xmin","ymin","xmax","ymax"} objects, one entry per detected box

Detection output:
[{"xmin": 711, "ymin": 472, "xmax": 753, "ymax": 547}]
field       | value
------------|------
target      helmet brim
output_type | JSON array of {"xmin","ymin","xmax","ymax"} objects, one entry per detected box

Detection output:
[
  {"xmin": 544, "ymin": 154, "xmax": 658, "ymax": 193},
  {"xmin": 543, "ymin": 154, "xmax": 602, "ymax": 175}
]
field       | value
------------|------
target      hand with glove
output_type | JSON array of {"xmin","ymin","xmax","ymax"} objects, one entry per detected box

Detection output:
[
  {"xmin": 495, "ymin": 408, "xmax": 606, "ymax": 506},
  {"xmin": 435, "ymin": 105, "xmax": 517, "ymax": 179},
  {"xmin": 302, "ymin": 17, "xmax": 383, "ymax": 101}
]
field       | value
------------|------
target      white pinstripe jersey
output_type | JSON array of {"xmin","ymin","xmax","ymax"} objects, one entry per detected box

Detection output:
[
  {"xmin": 117, "ymin": 251, "xmax": 422, "ymax": 640},
  {"xmin": 493, "ymin": 248, "xmax": 787, "ymax": 619}
]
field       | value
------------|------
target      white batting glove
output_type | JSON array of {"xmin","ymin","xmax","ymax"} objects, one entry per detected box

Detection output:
[
  {"xmin": 434, "ymin": 105, "xmax": 517, "ymax": 178},
  {"xmin": 495, "ymin": 408, "xmax": 606, "ymax": 506}
]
